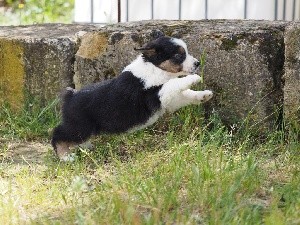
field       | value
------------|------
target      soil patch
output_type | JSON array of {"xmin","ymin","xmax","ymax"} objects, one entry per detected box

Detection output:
[{"xmin": 0, "ymin": 140, "xmax": 51, "ymax": 164}]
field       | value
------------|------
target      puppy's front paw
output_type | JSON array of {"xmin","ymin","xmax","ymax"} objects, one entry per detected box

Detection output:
[
  {"xmin": 200, "ymin": 90, "xmax": 213, "ymax": 102},
  {"xmin": 185, "ymin": 74, "xmax": 201, "ymax": 84}
]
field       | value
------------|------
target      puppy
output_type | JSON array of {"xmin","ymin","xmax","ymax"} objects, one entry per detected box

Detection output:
[{"xmin": 51, "ymin": 36, "xmax": 213, "ymax": 161}]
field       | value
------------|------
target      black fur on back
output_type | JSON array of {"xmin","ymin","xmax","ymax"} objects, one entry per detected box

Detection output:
[{"xmin": 51, "ymin": 71, "xmax": 162, "ymax": 148}]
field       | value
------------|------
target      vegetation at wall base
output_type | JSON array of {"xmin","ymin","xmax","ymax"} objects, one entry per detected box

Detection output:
[
  {"xmin": 0, "ymin": 98, "xmax": 60, "ymax": 141},
  {"xmin": 0, "ymin": 99, "xmax": 299, "ymax": 224}
]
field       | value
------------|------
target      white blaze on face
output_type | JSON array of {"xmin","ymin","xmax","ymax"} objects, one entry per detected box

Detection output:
[
  {"xmin": 171, "ymin": 38, "xmax": 188, "ymax": 53},
  {"xmin": 171, "ymin": 38, "xmax": 199, "ymax": 74}
]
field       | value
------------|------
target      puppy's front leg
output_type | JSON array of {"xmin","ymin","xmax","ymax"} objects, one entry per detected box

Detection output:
[
  {"xmin": 159, "ymin": 74, "xmax": 201, "ymax": 96},
  {"xmin": 182, "ymin": 89, "xmax": 213, "ymax": 104},
  {"xmin": 166, "ymin": 74, "xmax": 201, "ymax": 91},
  {"xmin": 159, "ymin": 75, "xmax": 204, "ymax": 112}
]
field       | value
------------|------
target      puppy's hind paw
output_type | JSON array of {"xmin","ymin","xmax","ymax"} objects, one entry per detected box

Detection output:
[
  {"xmin": 78, "ymin": 141, "xmax": 94, "ymax": 150},
  {"xmin": 61, "ymin": 153, "xmax": 77, "ymax": 162}
]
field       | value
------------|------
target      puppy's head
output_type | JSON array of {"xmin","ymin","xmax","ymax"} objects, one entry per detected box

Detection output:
[{"xmin": 135, "ymin": 37, "xmax": 200, "ymax": 75}]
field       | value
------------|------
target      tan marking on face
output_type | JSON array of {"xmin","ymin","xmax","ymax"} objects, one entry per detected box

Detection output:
[
  {"xmin": 141, "ymin": 48, "xmax": 156, "ymax": 58},
  {"xmin": 178, "ymin": 46, "xmax": 186, "ymax": 54},
  {"xmin": 159, "ymin": 60, "xmax": 183, "ymax": 73}
]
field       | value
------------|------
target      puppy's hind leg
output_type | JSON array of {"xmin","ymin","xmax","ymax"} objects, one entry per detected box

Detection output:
[
  {"xmin": 52, "ymin": 123, "xmax": 93, "ymax": 162},
  {"xmin": 51, "ymin": 125, "xmax": 76, "ymax": 161},
  {"xmin": 56, "ymin": 142, "xmax": 76, "ymax": 162}
]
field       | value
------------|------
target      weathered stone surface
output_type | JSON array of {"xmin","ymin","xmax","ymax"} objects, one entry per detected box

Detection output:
[
  {"xmin": 0, "ymin": 39, "xmax": 24, "ymax": 108},
  {"xmin": 1, "ymin": 20, "xmax": 299, "ymax": 132},
  {"xmin": 284, "ymin": 23, "xmax": 300, "ymax": 128},
  {"xmin": 75, "ymin": 20, "xmax": 287, "ymax": 131},
  {"xmin": 0, "ymin": 24, "xmax": 96, "ymax": 109}
]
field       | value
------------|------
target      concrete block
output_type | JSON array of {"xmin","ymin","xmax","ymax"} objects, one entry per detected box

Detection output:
[
  {"xmin": 0, "ymin": 24, "xmax": 95, "ymax": 109},
  {"xmin": 0, "ymin": 39, "xmax": 24, "ymax": 109},
  {"xmin": 284, "ymin": 23, "xmax": 300, "ymax": 128}
]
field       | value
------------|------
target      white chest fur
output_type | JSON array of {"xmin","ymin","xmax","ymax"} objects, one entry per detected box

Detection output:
[{"xmin": 123, "ymin": 55, "xmax": 177, "ymax": 88}]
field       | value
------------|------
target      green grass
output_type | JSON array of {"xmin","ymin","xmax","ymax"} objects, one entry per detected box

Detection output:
[
  {"xmin": 0, "ymin": 99, "xmax": 60, "ymax": 141},
  {"xmin": 0, "ymin": 0, "xmax": 74, "ymax": 26},
  {"xmin": 0, "ymin": 100, "xmax": 299, "ymax": 225}
]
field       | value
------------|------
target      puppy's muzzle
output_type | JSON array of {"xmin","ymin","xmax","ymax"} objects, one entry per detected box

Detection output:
[
  {"xmin": 192, "ymin": 60, "xmax": 200, "ymax": 73},
  {"xmin": 194, "ymin": 61, "xmax": 200, "ymax": 68},
  {"xmin": 182, "ymin": 55, "xmax": 200, "ymax": 74}
]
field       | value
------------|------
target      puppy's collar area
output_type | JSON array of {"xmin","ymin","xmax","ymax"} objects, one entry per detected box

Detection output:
[{"xmin": 123, "ymin": 55, "xmax": 179, "ymax": 89}]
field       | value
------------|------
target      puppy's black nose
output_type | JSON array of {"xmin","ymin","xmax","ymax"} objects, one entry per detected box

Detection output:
[{"xmin": 194, "ymin": 61, "xmax": 200, "ymax": 67}]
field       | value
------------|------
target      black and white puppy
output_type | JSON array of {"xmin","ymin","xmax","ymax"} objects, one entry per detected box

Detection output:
[{"xmin": 51, "ymin": 36, "xmax": 213, "ymax": 161}]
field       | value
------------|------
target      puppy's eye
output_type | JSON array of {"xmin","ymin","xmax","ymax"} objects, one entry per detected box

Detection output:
[{"xmin": 174, "ymin": 54, "xmax": 182, "ymax": 59}]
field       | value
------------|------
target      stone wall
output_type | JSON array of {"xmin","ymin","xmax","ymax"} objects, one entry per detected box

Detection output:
[
  {"xmin": 0, "ymin": 21, "xmax": 299, "ymax": 132},
  {"xmin": 0, "ymin": 24, "xmax": 96, "ymax": 107},
  {"xmin": 284, "ymin": 23, "xmax": 300, "ymax": 130}
]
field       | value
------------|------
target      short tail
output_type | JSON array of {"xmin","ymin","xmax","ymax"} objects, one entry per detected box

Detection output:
[{"xmin": 61, "ymin": 87, "xmax": 76, "ymax": 105}]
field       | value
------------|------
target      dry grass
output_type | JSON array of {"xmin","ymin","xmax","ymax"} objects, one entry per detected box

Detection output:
[{"xmin": 0, "ymin": 101, "xmax": 299, "ymax": 224}]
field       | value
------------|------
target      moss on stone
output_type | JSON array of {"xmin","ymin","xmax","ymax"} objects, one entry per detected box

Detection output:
[
  {"xmin": 76, "ymin": 32, "xmax": 109, "ymax": 59},
  {"xmin": 0, "ymin": 39, "xmax": 25, "ymax": 110},
  {"xmin": 220, "ymin": 35, "xmax": 239, "ymax": 51},
  {"xmin": 162, "ymin": 23, "xmax": 193, "ymax": 38},
  {"xmin": 110, "ymin": 32, "xmax": 125, "ymax": 45}
]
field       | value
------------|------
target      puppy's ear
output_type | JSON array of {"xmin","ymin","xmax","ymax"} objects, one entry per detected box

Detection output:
[{"xmin": 134, "ymin": 47, "xmax": 156, "ymax": 57}]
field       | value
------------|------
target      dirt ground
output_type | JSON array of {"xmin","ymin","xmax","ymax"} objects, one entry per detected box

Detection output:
[{"xmin": 0, "ymin": 140, "xmax": 51, "ymax": 164}]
